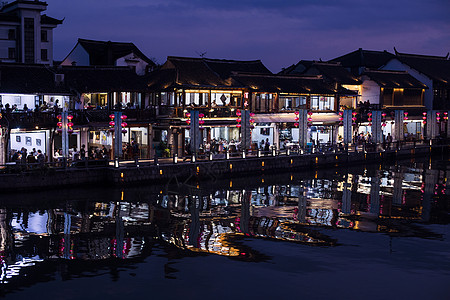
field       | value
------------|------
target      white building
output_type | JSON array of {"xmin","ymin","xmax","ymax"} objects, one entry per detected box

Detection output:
[
  {"xmin": 61, "ymin": 39, "xmax": 156, "ymax": 75},
  {"xmin": 0, "ymin": 0, "xmax": 62, "ymax": 64}
]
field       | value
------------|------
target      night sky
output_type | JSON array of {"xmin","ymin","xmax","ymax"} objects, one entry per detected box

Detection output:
[{"xmin": 45, "ymin": 0, "xmax": 450, "ymax": 73}]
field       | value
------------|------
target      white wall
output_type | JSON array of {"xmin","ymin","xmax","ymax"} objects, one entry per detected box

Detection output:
[
  {"xmin": 360, "ymin": 77, "xmax": 381, "ymax": 104},
  {"xmin": 116, "ymin": 52, "xmax": 149, "ymax": 75},
  {"xmin": 10, "ymin": 130, "xmax": 48, "ymax": 154},
  {"xmin": 382, "ymin": 59, "xmax": 433, "ymax": 109},
  {"xmin": 0, "ymin": 94, "xmax": 35, "ymax": 109}
]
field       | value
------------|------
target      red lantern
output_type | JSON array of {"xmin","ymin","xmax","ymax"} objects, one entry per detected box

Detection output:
[
  {"xmin": 121, "ymin": 122, "xmax": 128, "ymax": 127},
  {"xmin": 186, "ymin": 119, "xmax": 191, "ymax": 125},
  {"xmin": 236, "ymin": 110, "xmax": 241, "ymax": 117},
  {"xmin": 67, "ymin": 122, "xmax": 73, "ymax": 127},
  {"xmin": 109, "ymin": 121, "xmax": 115, "ymax": 126},
  {"xmin": 294, "ymin": 122, "xmax": 299, "ymax": 127},
  {"xmin": 121, "ymin": 115, "xmax": 127, "ymax": 120},
  {"xmin": 67, "ymin": 115, "xmax": 73, "ymax": 120},
  {"xmin": 109, "ymin": 114, "xmax": 115, "ymax": 119},
  {"xmin": 199, "ymin": 120, "xmax": 205, "ymax": 125},
  {"xmin": 57, "ymin": 122, "xmax": 62, "ymax": 127},
  {"xmin": 186, "ymin": 112, "xmax": 191, "ymax": 118},
  {"xmin": 294, "ymin": 111, "xmax": 299, "ymax": 115},
  {"xmin": 199, "ymin": 113, "xmax": 204, "ymax": 118},
  {"xmin": 236, "ymin": 124, "xmax": 241, "ymax": 128}
]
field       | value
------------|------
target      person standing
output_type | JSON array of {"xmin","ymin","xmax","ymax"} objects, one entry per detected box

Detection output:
[
  {"xmin": 80, "ymin": 144, "xmax": 86, "ymax": 160},
  {"xmin": 37, "ymin": 150, "xmax": 45, "ymax": 166}
]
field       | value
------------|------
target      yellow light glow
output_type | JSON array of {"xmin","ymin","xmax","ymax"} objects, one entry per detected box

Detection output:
[
  {"xmin": 160, "ymin": 169, "xmax": 163, "ymax": 175},
  {"xmin": 120, "ymin": 173, "xmax": 124, "ymax": 178},
  {"xmin": 262, "ymin": 161, "xmax": 265, "ymax": 167}
]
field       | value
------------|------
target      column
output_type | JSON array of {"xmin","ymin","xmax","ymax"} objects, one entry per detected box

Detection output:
[
  {"xmin": 394, "ymin": 110, "xmax": 404, "ymax": 141},
  {"xmin": 61, "ymin": 111, "xmax": 70, "ymax": 158},
  {"xmin": 371, "ymin": 111, "xmax": 383, "ymax": 144},
  {"xmin": 427, "ymin": 110, "xmax": 438, "ymax": 139},
  {"xmin": 114, "ymin": 111, "xmax": 123, "ymax": 159},
  {"xmin": 189, "ymin": 110, "xmax": 201, "ymax": 154},
  {"xmin": 298, "ymin": 109, "xmax": 308, "ymax": 148},
  {"xmin": 343, "ymin": 110, "xmax": 353, "ymax": 145},
  {"xmin": 241, "ymin": 110, "xmax": 251, "ymax": 150}
]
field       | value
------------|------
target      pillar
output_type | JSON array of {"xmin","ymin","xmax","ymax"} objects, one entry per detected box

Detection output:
[
  {"xmin": 114, "ymin": 111, "xmax": 123, "ymax": 159},
  {"xmin": 371, "ymin": 111, "xmax": 383, "ymax": 144},
  {"xmin": 394, "ymin": 110, "xmax": 404, "ymax": 141},
  {"xmin": 241, "ymin": 110, "xmax": 251, "ymax": 150},
  {"xmin": 298, "ymin": 109, "xmax": 308, "ymax": 148},
  {"xmin": 427, "ymin": 110, "xmax": 438, "ymax": 139},
  {"xmin": 343, "ymin": 110, "xmax": 353, "ymax": 145},
  {"xmin": 189, "ymin": 110, "xmax": 201, "ymax": 154}
]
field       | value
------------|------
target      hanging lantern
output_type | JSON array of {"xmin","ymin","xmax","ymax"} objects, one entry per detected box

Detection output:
[
  {"xmin": 56, "ymin": 115, "xmax": 63, "ymax": 133},
  {"xmin": 444, "ymin": 112, "xmax": 448, "ymax": 121},
  {"xmin": 121, "ymin": 115, "xmax": 127, "ymax": 120},
  {"xmin": 121, "ymin": 122, "xmax": 128, "ymax": 127},
  {"xmin": 404, "ymin": 112, "xmax": 408, "ymax": 120},
  {"xmin": 109, "ymin": 114, "xmax": 115, "ymax": 132},
  {"xmin": 186, "ymin": 112, "xmax": 191, "ymax": 118},
  {"xmin": 236, "ymin": 110, "xmax": 241, "ymax": 117},
  {"xmin": 249, "ymin": 112, "xmax": 255, "ymax": 129},
  {"xmin": 436, "ymin": 112, "xmax": 441, "ymax": 122}
]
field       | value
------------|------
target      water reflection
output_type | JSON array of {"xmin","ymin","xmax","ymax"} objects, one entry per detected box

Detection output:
[{"xmin": 0, "ymin": 158, "xmax": 449, "ymax": 291}]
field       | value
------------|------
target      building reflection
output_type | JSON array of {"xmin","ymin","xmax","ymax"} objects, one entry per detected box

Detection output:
[{"xmin": 0, "ymin": 160, "xmax": 448, "ymax": 286}]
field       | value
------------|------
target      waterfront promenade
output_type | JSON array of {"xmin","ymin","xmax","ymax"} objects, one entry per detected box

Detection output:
[{"xmin": 0, "ymin": 140, "xmax": 447, "ymax": 192}]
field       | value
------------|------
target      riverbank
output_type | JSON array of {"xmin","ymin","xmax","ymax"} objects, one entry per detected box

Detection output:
[{"xmin": 0, "ymin": 143, "xmax": 447, "ymax": 193}]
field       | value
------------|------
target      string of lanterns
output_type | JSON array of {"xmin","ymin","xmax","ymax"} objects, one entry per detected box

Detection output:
[
  {"xmin": 185, "ymin": 112, "xmax": 191, "ymax": 130},
  {"xmin": 367, "ymin": 112, "xmax": 372, "ymax": 126},
  {"xmin": 351, "ymin": 111, "xmax": 357, "ymax": 126},
  {"xmin": 307, "ymin": 111, "xmax": 313, "ymax": 127},
  {"xmin": 108, "ymin": 113, "xmax": 128, "ymax": 133},
  {"xmin": 338, "ymin": 111, "xmax": 343, "ymax": 126},
  {"xmin": 250, "ymin": 112, "xmax": 255, "ymax": 129},
  {"xmin": 294, "ymin": 111, "xmax": 299, "ymax": 127},
  {"xmin": 236, "ymin": 109, "xmax": 241, "ymax": 128},
  {"xmin": 199, "ymin": 113, "xmax": 205, "ymax": 130},
  {"xmin": 56, "ymin": 114, "xmax": 74, "ymax": 133}
]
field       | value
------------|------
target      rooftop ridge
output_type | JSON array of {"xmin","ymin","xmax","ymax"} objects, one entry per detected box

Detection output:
[{"xmin": 167, "ymin": 56, "xmax": 263, "ymax": 64}]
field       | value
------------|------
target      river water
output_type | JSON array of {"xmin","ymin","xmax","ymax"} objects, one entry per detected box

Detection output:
[{"xmin": 0, "ymin": 156, "xmax": 449, "ymax": 299}]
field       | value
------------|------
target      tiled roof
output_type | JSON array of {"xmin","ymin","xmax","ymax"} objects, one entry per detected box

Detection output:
[
  {"xmin": 0, "ymin": 64, "xmax": 69, "ymax": 94},
  {"xmin": 58, "ymin": 66, "xmax": 147, "ymax": 93},
  {"xmin": 306, "ymin": 62, "xmax": 361, "ymax": 85},
  {"xmin": 362, "ymin": 70, "xmax": 428, "ymax": 89},
  {"xmin": 76, "ymin": 38, "xmax": 156, "ymax": 67},
  {"xmin": 41, "ymin": 14, "xmax": 63, "ymax": 25},
  {"xmin": 392, "ymin": 52, "xmax": 450, "ymax": 87},
  {"xmin": 331, "ymin": 48, "xmax": 395, "ymax": 70},
  {"xmin": 202, "ymin": 57, "xmax": 271, "ymax": 79},
  {"xmin": 0, "ymin": 64, "xmax": 147, "ymax": 95},
  {"xmin": 149, "ymin": 56, "xmax": 271, "ymax": 90},
  {"xmin": 231, "ymin": 73, "xmax": 342, "ymax": 94}
]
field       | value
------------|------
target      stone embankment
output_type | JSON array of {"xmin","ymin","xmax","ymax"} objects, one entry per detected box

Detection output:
[{"xmin": 0, "ymin": 144, "xmax": 446, "ymax": 193}]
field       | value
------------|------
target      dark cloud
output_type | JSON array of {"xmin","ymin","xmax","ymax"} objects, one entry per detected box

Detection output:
[{"xmin": 45, "ymin": 0, "xmax": 450, "ymax": 72}]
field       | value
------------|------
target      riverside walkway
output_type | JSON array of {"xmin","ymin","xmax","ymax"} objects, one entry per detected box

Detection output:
[{"xmin": 0, "ymin": 140, "xmax": 447, "ymax": 192}]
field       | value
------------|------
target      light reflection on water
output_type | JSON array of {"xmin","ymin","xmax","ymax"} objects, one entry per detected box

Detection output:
[{"xmin": 0, "ymin": 158, "xmax": 449, "ymax": 295}]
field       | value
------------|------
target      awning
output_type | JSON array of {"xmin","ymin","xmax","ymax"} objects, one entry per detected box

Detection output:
[{"xmin": 253, "ymin": 113, "xmax": 340, "ymax": 124}]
